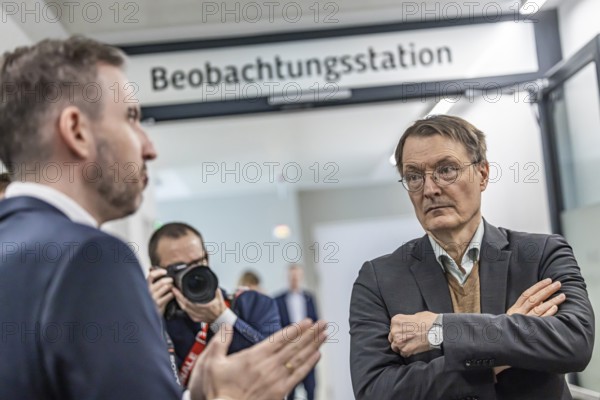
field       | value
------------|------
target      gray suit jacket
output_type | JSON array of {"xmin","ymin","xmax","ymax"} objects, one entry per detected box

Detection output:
[{"xmin": 350, "ymin": 221, "xmax": 594, "ymax": 400}]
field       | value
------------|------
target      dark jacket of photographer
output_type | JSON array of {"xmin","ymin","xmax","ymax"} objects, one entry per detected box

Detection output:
[{"xmin": 165, "ymin": 288, "xmax": 281, "ymax": 368}]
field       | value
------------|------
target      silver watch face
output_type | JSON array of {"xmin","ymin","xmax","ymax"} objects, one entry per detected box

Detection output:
[{"xmin": 427, "ymin": 325, "xmax": 443, "ymax": 346}]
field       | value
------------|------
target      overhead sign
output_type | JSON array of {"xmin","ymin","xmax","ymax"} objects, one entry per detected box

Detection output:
[{"xmin": 126, "ymin": 20, "xmax": 539, "ymax": 107}]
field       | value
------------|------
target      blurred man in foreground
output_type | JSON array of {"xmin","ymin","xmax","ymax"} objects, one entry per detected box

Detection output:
[{"xmin": 0, "ymin": 36, "xmax": 325, "ymax": 400}]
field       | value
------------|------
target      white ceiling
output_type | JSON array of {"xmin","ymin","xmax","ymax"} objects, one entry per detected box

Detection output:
[{"xmin": 42, "ymin": 0, "xmax": 556, "ymax": 44}]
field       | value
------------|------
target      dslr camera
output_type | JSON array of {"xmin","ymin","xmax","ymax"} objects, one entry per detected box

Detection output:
[{"xmin": 155, "ymin": 262, "xmax": 219, "ymax": 320}]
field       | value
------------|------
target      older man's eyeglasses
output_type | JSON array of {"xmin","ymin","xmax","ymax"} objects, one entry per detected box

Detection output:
[{"xmin": 399, "ymin": 161, "xmax": 480, "ymax": 192}]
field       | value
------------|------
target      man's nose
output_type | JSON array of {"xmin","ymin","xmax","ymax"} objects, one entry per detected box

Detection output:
[
  {"xmin": 422, "ymin": 172, "xmax": 441, "ymax": 196},
  {"xmin": 139, "ymin": 127, "xmax": 157, "ymax": 161}
]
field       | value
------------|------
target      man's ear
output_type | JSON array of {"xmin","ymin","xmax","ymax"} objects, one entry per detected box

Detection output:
[
  {"xmin": 479, "ymin": 161, "xmax": 490, "ymax": 191},
  {"xmin": 57, "ymin": 106, "xmax": 95, "ymax": 159}
]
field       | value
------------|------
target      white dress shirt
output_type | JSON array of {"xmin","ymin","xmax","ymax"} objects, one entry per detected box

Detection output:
[
  {"xmin": 428, "ymin": 219, "xmax": 485, "ymax": 286},
  {"xmin": 286, "ymin": 290, "xmax": 307, "ymax": 324},
  {"xmin": 4, "ymin": 182, "xmax": 98, "ymax": 227}
]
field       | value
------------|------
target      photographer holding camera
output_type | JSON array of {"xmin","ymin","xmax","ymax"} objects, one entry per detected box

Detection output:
[{"xmin": 147, "ymin": 222, "xmax": 282, "ymax": 387}]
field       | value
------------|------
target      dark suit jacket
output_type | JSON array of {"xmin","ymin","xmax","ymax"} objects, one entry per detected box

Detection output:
[
  {"xmin": 0, "ymin": 196, "xmax": 182, "ymax": 400},
  {"xmin": 166, "ymin": 289, "xmax": 281, "ymax": 368},
  {"xmin": 274, "ymin": 290, "xmax": 319, "ymax": 327},
  {"xmin": 350, "ymin": 220, "xmax": 594, "ymax": 400}
]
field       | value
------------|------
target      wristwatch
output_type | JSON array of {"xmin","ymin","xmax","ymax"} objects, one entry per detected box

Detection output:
[{"xmin": 427, "ymin": 314, "xmax": 444, "ymax": 349}]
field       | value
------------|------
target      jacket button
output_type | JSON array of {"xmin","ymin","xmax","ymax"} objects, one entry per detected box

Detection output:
[{"xmin": 465, "ymin": 360, "xmax": 472, "ymax": 367}]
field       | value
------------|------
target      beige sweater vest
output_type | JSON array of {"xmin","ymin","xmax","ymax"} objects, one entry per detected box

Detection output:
[{"xmin": 445, "ymin": 261, "xmax": 481, "ymax": 314}]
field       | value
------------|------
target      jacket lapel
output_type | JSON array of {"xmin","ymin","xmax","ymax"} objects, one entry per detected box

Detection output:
[
  {"xmin": 409, "ymin": 236, "xmax": 454, "ymax": 313},
  {"xmin": 479, "ymin": 221, "xmax": 511, "ymax": 314}
]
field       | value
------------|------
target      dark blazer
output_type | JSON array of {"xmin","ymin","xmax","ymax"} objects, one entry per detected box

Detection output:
[
  {"xmin": 274, "ymin": 290, "xmax": 319, "ymax": 327},
  {"xmin": 274, "ymin": 290, "xmax": 319, "ymax": 400},
  {"xmin": 0, "ymin": 196, "xmax": 182, "ymax": 400},
  {"xmin": 350, "ymin": 220, "xmax": 594, "ymax": 400},
  {"xmin": 166, "ymin": 289, "xmax": 281, "ymax": 368}
]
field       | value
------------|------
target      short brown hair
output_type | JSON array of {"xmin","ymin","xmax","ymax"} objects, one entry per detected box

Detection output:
[
  {"xmin": 0, "ymin": 36, "xmax": 125, "ymax": 169},
  {"xmin": 238, "ymin": 270, "xmax": 261, "ymax": 287},
  {"xmin": 0, "ymin": 172, "xmax": 10, "ymax": 194},
  {"xmin": 394, "ymin": 115, "xmax": 487, "ymax": 175},
  {"xmin": 148, "ymin": 222, "xmax": 207, "ymax": 267}
]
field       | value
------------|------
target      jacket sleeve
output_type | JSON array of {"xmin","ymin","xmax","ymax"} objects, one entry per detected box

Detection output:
[
  {"xmin": 350, "ymin": 261, "xmax": 496, "ymax": 400},
  {"xmin": 442, "ymin": 234, "xmax": 595, "ymax": 373},
  {"xmin": 230, "ymin": 291, "xmax": 282, "ymax": 350},
  {"xmin": 40, "ymin": 234, "xmax": 182, "ymax": 400}
]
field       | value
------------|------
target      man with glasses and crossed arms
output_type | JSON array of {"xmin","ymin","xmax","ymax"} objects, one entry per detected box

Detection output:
[{"xmin": 350, "ymin": 115, "xmax": 594, "ymax": 400}]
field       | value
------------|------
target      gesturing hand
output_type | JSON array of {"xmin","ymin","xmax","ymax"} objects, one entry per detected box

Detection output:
[{"xmin": 188, "ymin": 319, "xmax": 328, "ymax": 400}]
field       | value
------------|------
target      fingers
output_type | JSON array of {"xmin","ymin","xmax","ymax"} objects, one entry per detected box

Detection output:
[
  {"xmin": 150, "ymin": 275, "xmax": 173, "ymax": 297},
  {"xmin": 147, "ymin": 268, "xmax": 167, "ymax": 284},
  {"xmin": 527, "ymin": 281, "xmax": 561, "ymax": 307},
  {"xmin": 256, "ymin": 319, "xmax": 315, "ymax": 356},
  {"xmin": 173, "ymin": 287, "xmax": 191, "ymax": 310},
  {"xmin": 392, "ymin": 338, "xmax": 417, "ymax": 358},
  {"xmin": 531, "ymin": 293, "xmax": 566, "ymax": 317},
  {"xmin": 509, "ymin": 278, "xmax": 564, "ymax": 316},
  {"xmin": 284, "ymin": 350, "xmax": 322, "ymax": 390},
  {"xmin": 156, "ymin": 291, "xmax": 174, "ymax": 308},
  {"xmin": 153, "ymin": 280, "xmax": 173, "ymax": 298},
  {"xmin": 189, "ymin": 324, "xmax": 234, "ymax": 400},
  {"xmin": 148, "ymin": 270, "xmax": 173, "ymax": 313},
  {"xmin": 280, "ymin": 321, "xmax": 327, "ymax": 388},
  {"xmin": 281, "ymin": 323, "xmax": 326, "ymax": 369},
  {"xmin": 541, "ymin": 305, "xmax": 558, "ymax": 317},
  {"xmin": 202, "ymin": 323, "xmax": 234, "ymax": 359},
  {"xmin": 514, "ymin": 278, "xmax": 552, "ymax": 308},
  {"xmin": 283, "ymin": 320, "xmax": 327, "ymax": 358}
]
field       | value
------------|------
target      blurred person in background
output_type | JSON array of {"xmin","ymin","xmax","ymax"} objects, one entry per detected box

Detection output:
[
  {"xmin": 238, "ymin": 269, "xmax": 263, "ymax": 292},
  {"xmin": 275, "ymin": 264, "xmax": 320, "ymax": 400}
]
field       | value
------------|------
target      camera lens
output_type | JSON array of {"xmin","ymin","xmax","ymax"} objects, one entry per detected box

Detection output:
[{"xmin": 181, "ymin": 267, "xmax": 218, "ymax": 303}]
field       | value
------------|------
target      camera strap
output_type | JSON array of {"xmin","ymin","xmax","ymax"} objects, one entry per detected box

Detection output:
[
  {"xmin": 161, "ymin": 322, "xmax": 182, "ymax": 387},
  {"xmin": 178, "ymin": 297, "xmax": 233, "ymax": 387}
]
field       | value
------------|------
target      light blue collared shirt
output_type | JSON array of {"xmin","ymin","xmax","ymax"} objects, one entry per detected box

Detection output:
[{"xmin": 428, "ymin": 219, "xmax": 485, "ymax": 286}]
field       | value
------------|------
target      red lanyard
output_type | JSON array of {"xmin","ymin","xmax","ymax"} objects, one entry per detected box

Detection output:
[{"xmin": 178, "ymin": 298, "xmax": 232, "ymax": 387}]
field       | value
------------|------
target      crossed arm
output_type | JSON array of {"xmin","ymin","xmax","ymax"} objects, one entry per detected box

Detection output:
[{"xmin": 350, "ymin": 235, "xmax": 594, "ymax": 399}]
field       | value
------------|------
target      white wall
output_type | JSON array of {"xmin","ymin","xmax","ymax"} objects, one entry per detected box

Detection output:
[
  {"xmin": 157, "ymin": 189, "xmax": 302, "ymax": 294},
  {"xmin": 458, "ymin": 95, "xmax": 551, "ymax": 234},
  {"xmin": 558, "ymin": 0, "xmax": 600, "ymax": 59},
  {"xmin": 314, "ymin": 215, "xmax": 424, "ymax": 400}
]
